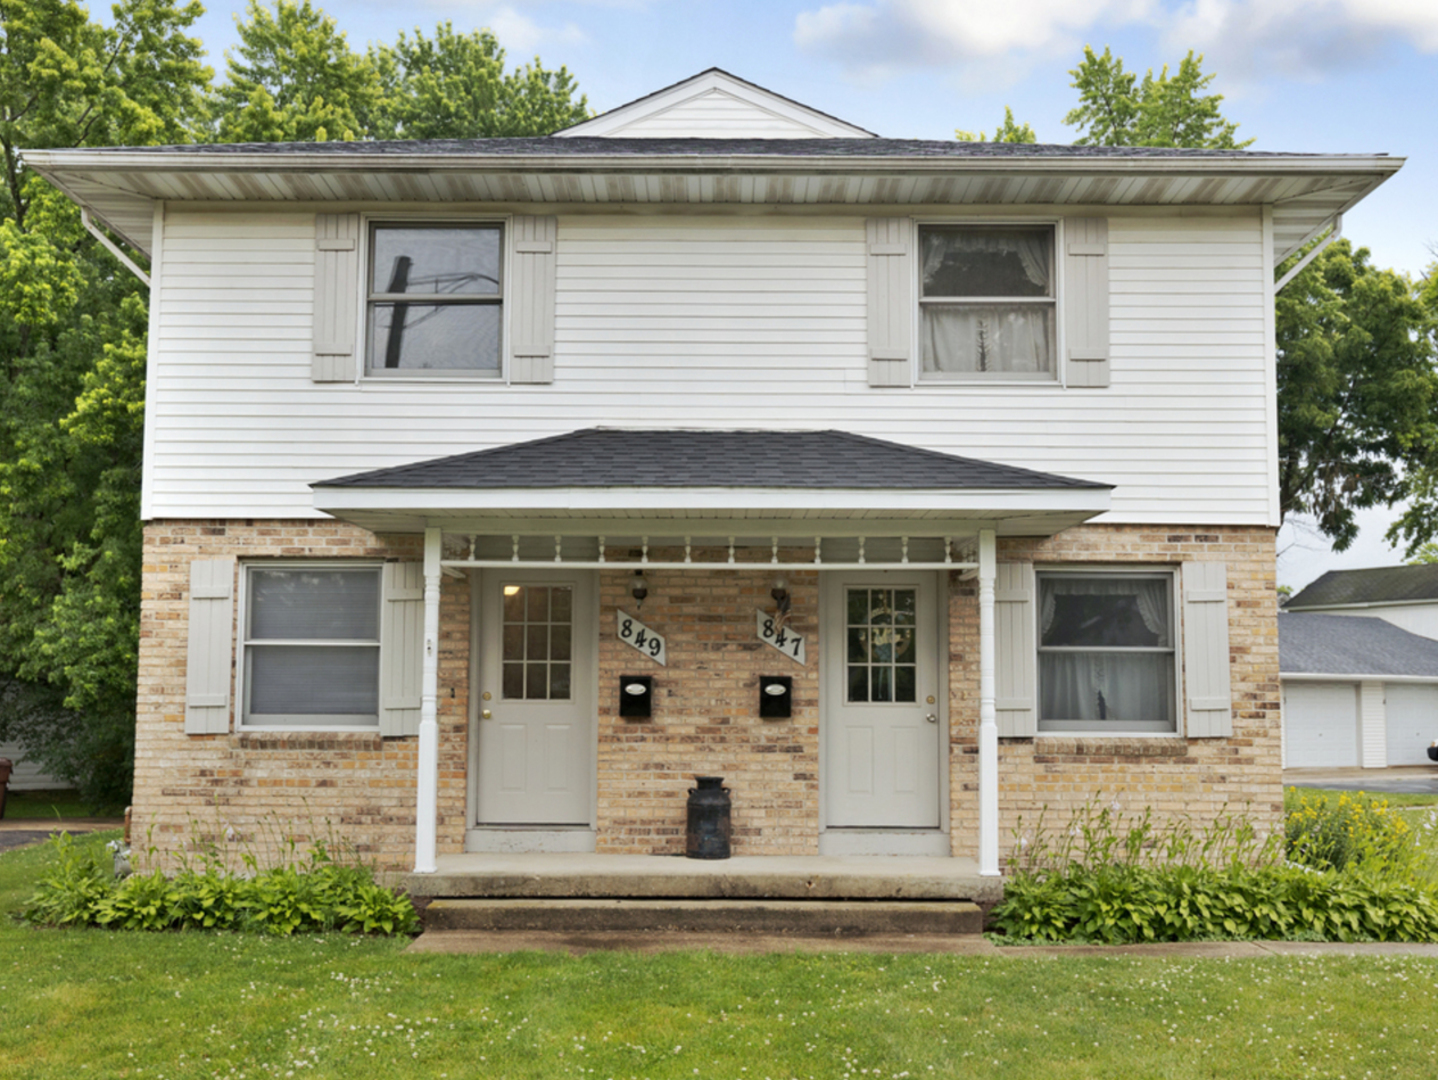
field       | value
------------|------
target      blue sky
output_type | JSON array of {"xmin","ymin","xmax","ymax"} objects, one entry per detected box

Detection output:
[{"xmin": 183, "ymin": 0, "xmax": 1437, "ymax": 587}]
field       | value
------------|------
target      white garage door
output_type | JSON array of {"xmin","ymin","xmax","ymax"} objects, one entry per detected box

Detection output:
[
  {"xmin": 1284, "ymin": 682, "xmax": 1359, "ymax": 768},
  {"xmin": 1385, "ymin": 683, "xmax": 1438, "ymax": 766}
]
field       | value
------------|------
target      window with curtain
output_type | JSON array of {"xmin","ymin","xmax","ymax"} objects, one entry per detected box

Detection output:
[
  {"xmin": 1037, "ymin": 572, "xmax": 1177, "ymax": 733},
  {"xmin": 242, "ymin": 565, "xmax": 382, "ymax": 728},
  {"xmin": 365, "ymin": 223, "xmax": 503, "ymax": 376},
  {"xmin": 919, "ymin": 225, "xmax": 1056, "ymax": 381}
]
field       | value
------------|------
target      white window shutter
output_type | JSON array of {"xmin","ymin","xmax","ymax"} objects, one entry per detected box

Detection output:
[
  {"xmin": 1064, "ymin": 217, "xmax": 1110, "ymax": 388},
  {"xmin": 995, "ymin": 562, "xmax": 1037, "ymax": 737},
  {"xmin": 508, "ymin": 215, "xmax": 558, "ymax": 384},
  {"xmin": 379, "ymin": 561, "xmax": 424, "ymax": 737},
  {"xmin": 1182, "ymin": 561, "xmax": 1233, "ymax": 737},
  {"xmin": 866, "ymin": 218, "xmax": 912, "ymax": 387},
  {"xmin": 313, "ymin": 213, "xmax": 361, "ymax": 382},
  {"xmin": 185, "ymin": 558, "xmax": 236, "ymax": 735}
]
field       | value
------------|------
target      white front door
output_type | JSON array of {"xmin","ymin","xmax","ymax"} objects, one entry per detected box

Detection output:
[
  {"xmin": 474, "ymin": 570, "xmax": 595, "ymax": 825},
  {"xmin": 823, "ymin": 573, "xmax": 942, "ymax": 828}
]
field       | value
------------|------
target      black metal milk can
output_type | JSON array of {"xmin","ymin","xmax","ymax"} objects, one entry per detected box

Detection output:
[{"xmin": 685, "ymin": 776, "xmax": 731, "ymax": 859}]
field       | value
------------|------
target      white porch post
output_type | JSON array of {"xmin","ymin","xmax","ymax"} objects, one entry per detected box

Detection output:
[
  {"xmin": 413, "ymin": 526, "xmax": 442, "ymax": 874},
  {"xmin": 978, "ymin": 528, "xmax": 1000, "ymax": 877}
]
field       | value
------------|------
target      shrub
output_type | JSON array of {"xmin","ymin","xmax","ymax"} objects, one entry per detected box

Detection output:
[
  {"xmin": 990, "ymin": 796, "xmax": 1438, "ymax": 944},
  {"xmin": 22, "ymin": 832, "xmax": 419, "ymax": 936},
  {"xmin": 1284, "ymin": 788, "xmax": 1425, "ymax": 877}
]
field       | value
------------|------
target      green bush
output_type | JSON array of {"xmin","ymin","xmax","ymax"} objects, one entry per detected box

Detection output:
[
  {"xmin": 1284, "ymin": 788, "xmax": 1426, "ymax": 876},
  {"xmin": 22, "ymin": 832, "xmax": 419, "ymax": 936},
  {"xmin": 990, "ymin": 797, "xmax": 1438, "ymax": 944}
]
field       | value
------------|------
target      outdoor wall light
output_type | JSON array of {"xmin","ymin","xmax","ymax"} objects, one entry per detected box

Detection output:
[
  {"xmin": 631, "ymin": 570, "xmax": 650, "ymax": 609},
  {"xmin": 771, "ymin": 575, "xmax": 791, "ymax": 617}
]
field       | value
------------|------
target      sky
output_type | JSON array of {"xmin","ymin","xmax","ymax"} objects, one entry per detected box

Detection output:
[{"xmin": 180, "ymin": 0, "xmax": 1438, "ymax": 590}]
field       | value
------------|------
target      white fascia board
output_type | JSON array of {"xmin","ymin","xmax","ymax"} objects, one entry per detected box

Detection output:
[
  {"xmin": 312, "ymin": 485, "xmax": 1111, "ymax": 516},
  {"xmin": 1281, "ymin": 672, "xmax": 1438, "ymax": 684},
  {"xmin": 1286, "ymin": 599, "xmax": 1438, "ymax": 612}
]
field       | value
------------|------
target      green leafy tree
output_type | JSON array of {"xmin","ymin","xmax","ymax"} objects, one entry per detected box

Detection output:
[
  {"xmin": 0, "ymin": 0, "xmax": 209, "ymax": 807},
  {"xmin": 210, "ymin": 0, "xmax": 377, "ymax": 142},
  {"xmin": 368, "ymin": 22, "xmax": 588, "ymax": 140},
  {"xmin": 1277, "ymin": 239, "xmax": 1437, "ymax": 551},
  {"xmin": 956, "ymin": 106, "xmax": 1036, "ymax": 144},
  {"xmin": 1064, "ymin": 46, "xmax": 1252, "ymax": 149}
]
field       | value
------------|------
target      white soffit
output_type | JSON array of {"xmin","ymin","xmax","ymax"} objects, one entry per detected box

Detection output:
[{"xmin": 553, "ymin": 68, "xmax": 877, "ymax": 139}]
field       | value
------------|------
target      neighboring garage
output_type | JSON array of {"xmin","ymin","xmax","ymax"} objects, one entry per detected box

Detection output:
[{"xmin": 1280, "ymin": 612, "xmax": 1438, "ymax": 769}]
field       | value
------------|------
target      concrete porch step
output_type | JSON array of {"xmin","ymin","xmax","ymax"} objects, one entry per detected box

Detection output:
[{"xmin": 422, "ymin": 898, "xmax": 985, "ymax": 936}]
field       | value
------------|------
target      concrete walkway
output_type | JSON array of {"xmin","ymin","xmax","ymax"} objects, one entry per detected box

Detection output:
[
  {"xmin": 408, "ymin": 930, "xmax": 1438, "ymax": 957},
  {"xmin": 1285, "ymin": 766, "xmax": 1438, "ymax": 795}
]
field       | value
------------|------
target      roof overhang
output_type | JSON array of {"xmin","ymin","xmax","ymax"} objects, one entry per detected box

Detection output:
[{"xmin": 21, "ymin": 145, "xmax": 1401, "ymax": 266}]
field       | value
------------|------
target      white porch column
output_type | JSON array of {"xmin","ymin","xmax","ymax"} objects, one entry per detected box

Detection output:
[
  {"xmin": 413, "ymin": 526, "xmax": 442, "ymax": 874},
  {"xmin": 978, "ymin": 528, "xmax": 1000, "ymax": 877}
]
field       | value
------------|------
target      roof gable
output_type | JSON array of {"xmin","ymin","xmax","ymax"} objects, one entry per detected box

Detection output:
[{"xmin": 555, "ymin": 68, "xmax": 876, "ymax": 139}]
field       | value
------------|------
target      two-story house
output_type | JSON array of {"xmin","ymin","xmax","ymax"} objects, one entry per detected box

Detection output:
[{"xmin": 25, "ymin": 70, "xmax": 1400, "ymax": 882}]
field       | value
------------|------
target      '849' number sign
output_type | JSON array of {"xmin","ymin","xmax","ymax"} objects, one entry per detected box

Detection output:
[{"xmin": 616, "ymin": 611, "xmax": 667, "ymax": 666}]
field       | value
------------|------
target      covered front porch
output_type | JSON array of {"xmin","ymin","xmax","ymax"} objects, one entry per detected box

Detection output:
[{"xmin": 311, "ymin": 429, "xmax": 1112, "ymax": 879}]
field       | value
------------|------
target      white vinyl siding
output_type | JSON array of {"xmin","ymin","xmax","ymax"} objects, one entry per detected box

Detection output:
[
  {"xmin": 0, "ymin": 741, "xmax": 63, "ymax": 790},
  {"xmin": 145, "ymin": 210, "xmax": 1273, "ymax": 525},
  {"xmin": 595, "ymin": 89, "xmax": 840, "ymax": 139}
]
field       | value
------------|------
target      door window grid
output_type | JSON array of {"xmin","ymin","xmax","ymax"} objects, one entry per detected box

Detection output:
[
  {"xmin": 501, "ymin": 585, "xmax": 573, "ymax": 700},
  {"xmin": 846, "ymin": 588, "xmax": 918, "ymax": 703}
]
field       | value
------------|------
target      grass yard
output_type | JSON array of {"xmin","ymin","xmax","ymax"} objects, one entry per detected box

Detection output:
[
  {"xmin": 1288, "ymin": 785, "xmax": 1438, "ymax": 809},
  {"xmin": 4, "ymin": 833, "xmax": 1438, "ymax": 1079},
  {"xmin": 2, "ymin": 790, "xmax": 93, "ymax": 821}
]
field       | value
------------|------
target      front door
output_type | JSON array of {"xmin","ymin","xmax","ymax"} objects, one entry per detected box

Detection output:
[
  {"xmin": 474, "ymin": 570, "xmax": 595, "ymax": 825},
  {"xmin": 823, "ymin": 573, "xmax": 942, "ymax": 828}
]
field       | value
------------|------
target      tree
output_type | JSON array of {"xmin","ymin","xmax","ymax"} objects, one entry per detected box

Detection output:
[
  {"xmin": 956, "ymin": 107, "xmax": 1036, "ymax": 144},
  {"xmin": 1064, "ymin": 46, "xmax": 1252, "ymax": 149},
  {"xmin": 369, "ymin": 22, "xmax": 589, "ymax": 140},
  {"xmin": 1276, "ymin": 240, "xmax": 1437, "ymax": 551},
  {"xmin": 0, "ymin": 0, "xmax": 210, "ymax": 807},
  {"xmin": 209, "ymin": 0, "xmax": 377, "ymax": 143}
]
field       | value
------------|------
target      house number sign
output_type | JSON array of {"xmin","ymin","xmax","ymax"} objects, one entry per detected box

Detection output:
[
  {"xmin": 756, "ymin": 610, "xmax": 806, "ymax": 665},
  {"xmin": 616, "ymin": 610, "xmax": 667, "ymax": 666}
]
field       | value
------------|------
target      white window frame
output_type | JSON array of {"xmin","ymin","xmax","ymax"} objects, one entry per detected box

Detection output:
[
  {"xmin": 360, "ymin": 216, "xmax": 508, "ymax": 382},
  {"xmin": 913, "ymin": 217, "xmax": 1065, "ymax": 386},
  {"xmin": 1035, "ymin": 565, "xmax": 1182, "ymax": 736},
  {"xmin": 237, "ymin": 560, "xmax": 384, "ymax": 732}
]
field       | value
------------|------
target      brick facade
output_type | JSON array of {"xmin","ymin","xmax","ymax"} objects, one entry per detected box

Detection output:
[{"xmin": 134, "ymin": 521, "xmax": 1279, "ymax": 869}]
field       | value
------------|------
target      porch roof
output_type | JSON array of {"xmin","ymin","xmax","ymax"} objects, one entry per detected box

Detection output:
[{"xmin": 311, "ymin": 428, "xmax": 1112, "ymax": 536}]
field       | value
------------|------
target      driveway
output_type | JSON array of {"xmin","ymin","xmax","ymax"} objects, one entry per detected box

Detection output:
[
  {"xmin": 1284, "ymin": 766, "xmax": 1438, "ymax": 796},
  {"xmin": 0, "ymin": 818, "xmax": 123, "ymax": 852}
]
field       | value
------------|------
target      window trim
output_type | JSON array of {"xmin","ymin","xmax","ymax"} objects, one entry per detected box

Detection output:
[
  {"xmin": 1034, "ymin": 565, "xmax": 1182, "ymax": 736},
  {"xmin": 912, "ymin": 217, "xmax": 1066, "ymax": 387},
  {"xmin": 236, "ymin": 560, "xmax": 385, "ymax": 733},
  {"xmin": 359, "ymin": 215, "xmax": 510, "ymax": 383}
]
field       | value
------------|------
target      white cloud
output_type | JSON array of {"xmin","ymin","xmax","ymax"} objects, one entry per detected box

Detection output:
[
  {"xmin": 795, "ymin": 0, "xmax": 1438, "ymax": 80},
  {"xmin": 482, "ymin": 6, "xmax": 587, "ymax": 55}
]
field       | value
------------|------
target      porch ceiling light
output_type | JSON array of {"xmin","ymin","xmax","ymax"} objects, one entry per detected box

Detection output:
[{"xmin": 632, "ymin": 570, "xmax": 650, "ymax": 609}]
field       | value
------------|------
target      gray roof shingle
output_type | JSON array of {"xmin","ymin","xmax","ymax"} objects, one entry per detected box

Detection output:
[
  {"xmin": 313, "ymin": 428, "xmax": 1111, "ymax": 491},
  {"xmin": 1280, "ymin": 612, "xmax": 1438, "ymax": 677},
  {"xmin": 1286, "ymin": 564, "xmax": 1438, "ymax": 609}
]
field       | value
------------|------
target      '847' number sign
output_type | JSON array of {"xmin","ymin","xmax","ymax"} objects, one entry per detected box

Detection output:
[
  {"xmin": 616, "ymin": 611, "xmax": 667, "ymax": 666},
  {"xmin": 756, "ymin": 610, "xmax": 806, "ymax": 665}
]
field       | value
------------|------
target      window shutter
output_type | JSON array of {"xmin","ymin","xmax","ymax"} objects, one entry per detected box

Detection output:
[
  {"xmin": 866, "ymin": 218, "xmax": 912, "ymax": 387},
  {"xmin": 379, "ymin": 561, "xmax": 424, "ymax": 737},
  {"xmin": 1182, "ymin": 561, "xmax": 1232, "ymax": 737},
  {"xmin": 185, "ymin": 558, "xmax": 236, "ymax": 735},
  {"xmin": 313, "ymin": 213, "xmax": 361, "ymax": 382},
  {"xmin": 508, "ymin": 215, "xmax": 558, "ymax": 384},
  {"xmin": 1064, "ymin": 217, "xmax": 1110, "ymax": 388},
  {"xmin": 995, "ymin": 562, "xmax": 1037, "ymax": 737}
]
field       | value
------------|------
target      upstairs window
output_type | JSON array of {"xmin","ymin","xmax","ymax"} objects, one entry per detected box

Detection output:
[
  {"xmin": 919, "ymin": 225, "xmax": 1056, "ymax": 381},
  {"xmin": 366, "ymin": 223, "xmax": 502, "ymax": 376}
]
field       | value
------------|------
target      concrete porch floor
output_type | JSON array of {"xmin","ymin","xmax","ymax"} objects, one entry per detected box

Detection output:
[{"xmin": 404, "ymin": 853, "xmax": 1003, "ymax": 905}]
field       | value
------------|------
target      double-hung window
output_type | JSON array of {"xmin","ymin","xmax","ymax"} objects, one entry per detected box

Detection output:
[
  {"xmin": 365, "ymin": 223, "xmax": 503, "ymax": 376},
  {"xmin": 918, "ymin": 225, "xmax": 1056, "ymax": 380},
  {"xmin": 1037, "ymin": 571, "xmax": 1177, "ymax": 733},
  {"xmin": 241, "ymin": 565, "xmax": 382, "ymax": 729}
]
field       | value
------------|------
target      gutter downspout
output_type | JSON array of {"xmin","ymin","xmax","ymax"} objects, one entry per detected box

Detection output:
[
  {"xmin": 1275, "ymin": 214, "xmax": 1341, "ymax": 294},
  {"xmin": 81, "ymin": 208, "xmax": 150, "ymax": 287}
]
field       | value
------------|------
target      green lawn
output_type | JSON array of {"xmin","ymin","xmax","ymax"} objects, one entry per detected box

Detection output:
[
  {"xmin": 4, "ymin": 833, "xmax": 1438, "ymax": 1078},
  {"xmin": 1288, "ymin": 785, "xmax": 1438, "ymax": 809},
  {"xmin": 2, "ymin": 790, "xmax": 94, "ymax": 821}
]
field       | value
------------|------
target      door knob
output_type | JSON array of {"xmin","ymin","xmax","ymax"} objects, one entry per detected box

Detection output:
[
  {"xmin": 481, "ymin": 709, "xmax": 492, "ymax": 720},
  {"xmin": 925, "ymin": 713, "xmax": 938, "ymax": 724}
]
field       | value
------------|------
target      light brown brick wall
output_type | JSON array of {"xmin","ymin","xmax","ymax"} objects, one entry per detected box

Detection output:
[
  {"xmin": 135, "ymin": 521, "xmax": 469, "ymax": 870},
  {"xmin": 135, "ymin": 521, "xmax": 1278, "ymax": 869},
  {"xmin": 946, "ymin": 525, "xmax": 1282, "ymax": 862}
]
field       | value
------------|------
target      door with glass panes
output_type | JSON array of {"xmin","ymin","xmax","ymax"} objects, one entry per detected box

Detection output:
[
  {"xmin": 823, "ymin": 574, "xmax": 941, "ymax": 828},
  {"xmin": 475, "ymin": 570, "xmax": 595, "ymax": 825}
]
